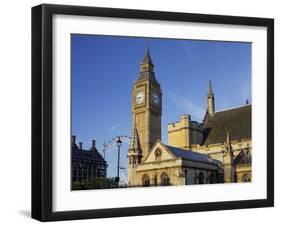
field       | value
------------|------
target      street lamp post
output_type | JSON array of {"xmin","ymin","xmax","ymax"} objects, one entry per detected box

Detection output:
[{"xmin": 116, "ymin": 136, "xmax": 122, "ymax": 187}]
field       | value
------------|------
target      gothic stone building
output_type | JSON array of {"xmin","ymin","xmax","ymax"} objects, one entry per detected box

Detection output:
[
  {"xmin": 72, "ymin": 135, "xmax": 107, "ymax": 184},
  {"xmin": 127, "ymin": 47, "xmax": 252, "ymax": 187}
]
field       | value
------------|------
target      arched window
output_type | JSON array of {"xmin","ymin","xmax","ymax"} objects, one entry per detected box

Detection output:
[
  {"xmin": 142, "ymin": 174, "xmax": 150, "ymax": 187},
  {"xmin": 198, "ymin": 172, "xmax": 205, "ymax": 184},
  {"xmin": 160, "ymin": 173, "xmax": 170, "ymax": 186},
  {"xmin": 242, "ymin": 173, "xmax": 251, "ymax": 182}
]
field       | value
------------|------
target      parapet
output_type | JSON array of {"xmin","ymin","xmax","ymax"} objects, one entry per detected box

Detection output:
[
  {"xmin": 168, "ymin": 114, "xmax": 190, "ymax": 131},
  {"xmin": 168, "ymin": 114, "xmax": 203, "ymax": 132},
  {"xmin": 180, "ymin": 114, "xmax": 190, "ymax": 120}
]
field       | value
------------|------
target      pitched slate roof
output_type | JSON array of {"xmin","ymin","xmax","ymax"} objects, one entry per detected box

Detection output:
[
  {"xmin": 165, "ymin": 144, "xmax": 221, "ymax": 165},
  {"xmin": 203, "ymin": 105, "xmax": 251, "ymax": 145},
  {"xmin": 142, "ymin": 46, "xmax": 153, "ymax": 65}
]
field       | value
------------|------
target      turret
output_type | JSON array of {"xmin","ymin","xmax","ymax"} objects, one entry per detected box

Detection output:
[
  {"xmin": 127, "ymin": 127, "xmax": 142, "ymax": 186},
  {"xmin": 168, "ymin": 114, "xmax": 203, "ymax": 149}
]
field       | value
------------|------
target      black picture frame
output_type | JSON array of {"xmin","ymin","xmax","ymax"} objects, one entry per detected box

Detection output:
[{"xmin": 32, "ymin": 4, "xmax": 274, "ymax": 222}]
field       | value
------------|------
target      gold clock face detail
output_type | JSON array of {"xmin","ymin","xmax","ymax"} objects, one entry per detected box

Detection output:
[
  {"xmin": 136, "ymin": 91, "xmax": 144, "ymax": 104},
  {"xmin": 152, "ymin": 92, "xmax": 160, "ymax": 105}
]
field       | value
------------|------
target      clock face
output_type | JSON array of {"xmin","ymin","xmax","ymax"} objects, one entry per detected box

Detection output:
[
  {"xmin": 136, "ymin": 91, "xmax": 144, "ymax": 104},
  {"xmin": 152, "ymin": 92, "xmax": 160, "ymax": 105}
]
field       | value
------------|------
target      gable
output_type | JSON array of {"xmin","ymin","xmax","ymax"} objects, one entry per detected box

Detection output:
[
  {"xmin": 234, "ymin": 149, "xmax": 252, "ymax": 165},
  {"xmin": 143, "ymin": 142, "xmax": 176, "ymax": 163}
]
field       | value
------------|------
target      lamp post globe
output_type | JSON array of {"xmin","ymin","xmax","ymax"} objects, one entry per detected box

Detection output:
[{"xmin": 117, "ymin": 136, "xmax": 122, "ymax": 148}]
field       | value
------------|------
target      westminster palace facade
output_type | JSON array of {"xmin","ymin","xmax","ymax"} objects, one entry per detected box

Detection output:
[{"xmin": 127, "ymin": 47, "xmax": 252, "ymax": 187}]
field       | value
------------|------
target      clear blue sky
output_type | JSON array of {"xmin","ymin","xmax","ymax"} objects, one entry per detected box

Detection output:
[{"xmin": 71, "ymin": 34, "xmax": 251, "ymax": 179}]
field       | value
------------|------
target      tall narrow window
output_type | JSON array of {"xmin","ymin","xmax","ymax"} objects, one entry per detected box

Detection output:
[
  {"xmin": 160, "ymin": 173, "xmax": 170, "ymax": 186},
  {"xmin": 142, "ymin": 174, "xmax": 150, "ymax": 187}
]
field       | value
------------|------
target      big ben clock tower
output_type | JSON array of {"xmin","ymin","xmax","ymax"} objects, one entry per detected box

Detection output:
[{"xmin": 128, "ymin": 46, "xmax": 162, "ymax": 186}]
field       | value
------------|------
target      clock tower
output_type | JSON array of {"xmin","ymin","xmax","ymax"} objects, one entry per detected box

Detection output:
[
  {"xmin": 128, "ymin": 47, "xmax": 162, "ymax": 186},
  {"xmin": 128, "ymin": 46, "xmax": 162, "ymax": 186}
]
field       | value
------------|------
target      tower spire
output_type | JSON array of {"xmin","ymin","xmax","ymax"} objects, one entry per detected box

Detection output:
[
  {"xmin": 128, "ymin": 127, "xmax": 142, "ymax": 186},
  {"xmin": 137, "ymin": 44, "xmax": 158, "ymax": 82},
  {"xmin": 143, "ymin": 42, "xmax": 153, "ymax": 64},
  {"xmin": 208, "ymin": 80, "xmax": 214, "ymax": 96},
  {"xmin": 207, "ymin": 80, "xmax": 215, "ymax": 116},
  {"xmin": 130, "ymin": 126, "xmax": 141, "ymax": 150}
]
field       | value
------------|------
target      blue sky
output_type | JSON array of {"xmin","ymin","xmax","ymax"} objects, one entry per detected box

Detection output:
[{"xmin": 71, "ymin": 34, "xmax": 251, "ymax": 179}]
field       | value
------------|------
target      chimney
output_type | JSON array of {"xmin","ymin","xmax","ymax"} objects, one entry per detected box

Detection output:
[
  {"xmin": 246, "ymin": 99, "xmax": 249, "ymax": 105},
  {"xmin": 79, "ymin": 142, "xmax": 83, "ymax": 150},
  {"xmin": 72, "ymin": 135, "xmax": 76, "ymax": 144},
  {"xmin": 92, "ymin": 139, "xmax": 96, "ymax": 149}
]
